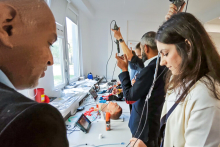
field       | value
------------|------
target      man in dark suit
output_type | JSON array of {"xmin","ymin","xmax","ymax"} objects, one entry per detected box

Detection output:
[
  {"xmin": 0, "ymin": 0, "xmax": 68, "ymax": 146},
  {"xmin": 115, "ymin": 32, "xmax": 167, "ymax": 147}
]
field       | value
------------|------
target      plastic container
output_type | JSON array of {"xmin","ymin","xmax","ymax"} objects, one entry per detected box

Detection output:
[
  {"xmin": 34, "ymin": 88, "xmax": 50, "ymax": 103},
  {"xmin": 106, "ymin": 112, "xmax": 111, "ymax": 131},
  {"xmin": 87, "ymin": 72, "xmax": 93, "ymax": 80}
]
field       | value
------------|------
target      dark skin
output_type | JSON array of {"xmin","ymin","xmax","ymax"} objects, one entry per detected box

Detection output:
[{"xmin": 0, "ymin": 0, "xmax": 57, "ymax": 90}]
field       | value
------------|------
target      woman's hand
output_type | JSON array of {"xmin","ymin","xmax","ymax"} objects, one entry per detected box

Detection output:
[
  {"xmin": 112, "ymin": 88, "xmax": 119, "ymax": 95},
  {"xmin": 165, "ymin": 3, "xmax": 186, "ymax": 20}
]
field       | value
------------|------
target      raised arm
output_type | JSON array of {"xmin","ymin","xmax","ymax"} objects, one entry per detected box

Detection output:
[{"xmin": 112, "ymin": 28, "xmax": 134, "ymax": 61}]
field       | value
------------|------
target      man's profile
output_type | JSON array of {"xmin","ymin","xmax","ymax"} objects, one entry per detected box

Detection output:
[{"xmin": 0, "ymin": 0, "xmax": 68, "ymax": 146}]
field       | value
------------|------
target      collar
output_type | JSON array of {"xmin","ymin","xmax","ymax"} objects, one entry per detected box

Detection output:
[
  {"xmin": 0, "ymin": 70, "xmax": 16, "ymax": 90},
  {"xmin": 144, "ymin": 55, "xmax": 158, "ymax": 67}
]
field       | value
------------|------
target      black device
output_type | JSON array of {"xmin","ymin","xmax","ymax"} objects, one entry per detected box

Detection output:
[
  {"xmin": 109, "ymin": 95, "xmax": 123, "ymax": 101},
  {"xmin": 113, "ymin": 22, "xmax": 120, "ymax": 53},
  {"xmin": 169, "ymin": 0, "xmax": 185, "ymax": 10},
  {"xmin": 77, "ymin": 106, "xmax": 84, "ymax": 112},
  {"xmin": 94, "ymin": 75, "xmax": 100, "ymax": 81},
  {"xmin": 75, "ymin": 114, "xmax": 91, "ymax": 133},
  {"xmin": 93, "ymin": 83, "xmax": 100, "ymax": 92},
  {"xmin": 89, "ymin": 87, "xmax": 98, "ymax": 100}
]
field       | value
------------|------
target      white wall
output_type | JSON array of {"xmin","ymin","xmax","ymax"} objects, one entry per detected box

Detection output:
[
  {"xmin": 209, "ymin": 33, "xmax": 220, "ymax": 54},
  {"xmin": 127, "ymin": 21, "xmax": 161, "ymax": 41},
  {"xmin": 86, "ymin": 16, "xmax": 162, "ymax": 80}
]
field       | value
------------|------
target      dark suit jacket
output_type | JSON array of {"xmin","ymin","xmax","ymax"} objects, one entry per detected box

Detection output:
[
  {"xmin": 130, "ymin": 55, "xmax": 144, "ymax": 72},
  {"xmin": 119, "ymin": 58, "xmax": 166, "ymax": 143},
  {"xmin": 0, "ymin": 82, "xmax": 69, "ymax": 147}
]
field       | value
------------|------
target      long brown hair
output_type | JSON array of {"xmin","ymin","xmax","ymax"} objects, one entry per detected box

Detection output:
[{"xmin": 156, "ymin": 13, "xmax": 220, "ymax": 100}]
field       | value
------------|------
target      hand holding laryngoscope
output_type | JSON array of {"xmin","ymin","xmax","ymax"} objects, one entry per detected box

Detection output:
[
  {"xmin": 165, "ymin": 1, "xmax": 186, "ymax": 20},
  {"xmin": 111, "ymin": 27, "xmax": 123, "ymax": 41},
  {"xmin": 112, "ymin": 22, "xmax": 120, "ymax": 53},
  {"xmin": 169, "ymin": 0, "xmax": 185, "ymax": 10}
]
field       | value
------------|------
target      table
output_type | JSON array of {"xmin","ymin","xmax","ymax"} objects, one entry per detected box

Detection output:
[{"xmin": 66, "ymin": 94, "xmax": 132, "ymax": 147}]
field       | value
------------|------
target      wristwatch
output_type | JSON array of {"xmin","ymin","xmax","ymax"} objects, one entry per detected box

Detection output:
[{"xmin": 119, "ymin": 38, "xmax": 124, "ymax": 43}]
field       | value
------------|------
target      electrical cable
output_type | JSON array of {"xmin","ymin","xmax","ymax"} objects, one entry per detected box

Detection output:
[
  {"xmin": 67, "ymin": 126, "xmax": 80, "ymax": 135},
  {"xmin": 133, "ymin": 100, "xmax": 149, "ymax": 146},
  {"xmin": 106, "ymin": 20, "xmax": 117, "ymax": 82},
  {"xmin": 131, "ymin": 54, "xmax": 161, "ymax": 147},
  {"xmin": 112, "ymin": 61, "xmax": 117, "ymax": 80},
  {"xmin": 185, "ymin": 0, "xmax": 189, "ymax": 12},
  {"xmin": 125, "ymin": 54, "xmax": 166, "ymax": 147}
]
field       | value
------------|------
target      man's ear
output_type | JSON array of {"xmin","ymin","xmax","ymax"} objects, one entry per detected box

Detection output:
[
  {"xmin": 0, "ymin": 3, "xmax": 17, "ymax": 48},
  {"xmin": 144, "ymin": 44, "xmax": 149, "ymax": 53}
]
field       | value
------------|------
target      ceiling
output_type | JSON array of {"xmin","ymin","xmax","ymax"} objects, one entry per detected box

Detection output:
[{"xmin": 71, "ymin": 0, "xmax": 220, "ymax": 23}]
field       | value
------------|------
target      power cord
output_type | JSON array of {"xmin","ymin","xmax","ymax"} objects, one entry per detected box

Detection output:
[
  {"xmin": 106, "ymin": 20, "xmax": 117, "ymax": 82},
  {"xmin": 112, "ymin": 61, "xmax": 117, "ymax": 80},
  {"xmin": 126, "ymin": 54, "xmax": 167, "ymax": 147},
  {"xmin": 185, "ymin": 0, "xmax": 189, "ymax": 12}
]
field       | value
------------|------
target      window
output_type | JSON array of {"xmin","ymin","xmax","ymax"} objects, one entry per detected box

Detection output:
[
  {"xmin": 45, "ymin": 0, "xmax": 51, "ymax": 7},
  {"xmin": 50, "ymin": 37, "xmax": 65, "ymax": 87},
  {"xmin": 66, "ymin": 17, "xmax": 80, "ymax": 81}
]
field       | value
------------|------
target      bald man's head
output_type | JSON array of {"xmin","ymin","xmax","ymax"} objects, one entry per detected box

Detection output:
[
  {"xmin": 1, "ymin": 0, "xmax": 53, "ymax": 27},
  {"xmin": 0, "ymin": 0, "xmax": 57, "ymax": 90}
]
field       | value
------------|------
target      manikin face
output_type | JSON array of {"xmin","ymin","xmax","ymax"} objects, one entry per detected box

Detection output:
[
  {"xmin": 0, "ymin": 1, "xmax": 57, "ymax": 90},
  {"xmin": 107, "ymin": 101, "xmax": 120, "ymax": 115},
  {"xmin": 157, "ymin": 41, "xmax": 182, "ymax": 75},
  {"xmin": 135, "ymin": 49, "xmax": 142, "ymax": 59}
]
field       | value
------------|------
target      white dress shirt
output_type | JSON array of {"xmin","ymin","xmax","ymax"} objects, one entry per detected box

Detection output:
[
  {"xmin": 0, "ymin": 70, "xmax": 15, "ymax": 90},
  {"xmin": 144, "ymin": 55, "xmax": 158, "ymax": 67}
]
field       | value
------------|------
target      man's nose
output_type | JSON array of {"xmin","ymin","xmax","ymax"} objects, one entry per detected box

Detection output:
[{"xmin": 47, "ymin": 49, "xmax": 54, "ymax": 66}]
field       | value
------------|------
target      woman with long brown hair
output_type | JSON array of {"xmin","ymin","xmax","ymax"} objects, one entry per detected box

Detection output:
[{"xmin": 130, "ymin": 10, "xmax": 220, "ymax": 147}]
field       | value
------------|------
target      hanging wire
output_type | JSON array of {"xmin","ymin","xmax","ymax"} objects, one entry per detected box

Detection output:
[{"xmin": 185, "ymin": 0, "xmax": 189, "ymax": 12}]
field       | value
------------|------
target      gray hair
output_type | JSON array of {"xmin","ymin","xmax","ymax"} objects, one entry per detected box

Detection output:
[{"xmin": 140, "ymin": 31, "xmax": 157, "ymax": 50}]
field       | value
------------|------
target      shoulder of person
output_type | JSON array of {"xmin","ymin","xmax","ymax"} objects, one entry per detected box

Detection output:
[
  {"xmin": 187, "ymin": 76, "xmax": 220, "ymax": 110},
  {"xmin": 0, "ymin": 102, "xmax": 68, "ymax": 147},
  {"xmin": 139, "ymin": 63, "xmax": 156, "ymax": 75},
  {"xmin": 26, "ymin": 103, "xmax": 64, "ymax": 119}
]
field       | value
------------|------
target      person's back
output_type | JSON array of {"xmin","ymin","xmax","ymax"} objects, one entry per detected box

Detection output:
[
  {"xmin": 0, "ymin": 0, "xmax": 69, "ymax": 146},
  {"xmin": 0, "ymin": 83, "xmax": 68, "ymax": 147}
]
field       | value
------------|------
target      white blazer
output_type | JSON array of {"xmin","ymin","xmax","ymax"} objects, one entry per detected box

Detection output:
[{"xmin": 161, "ymin": 77, "xmax": 220, "ymax": 147}]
